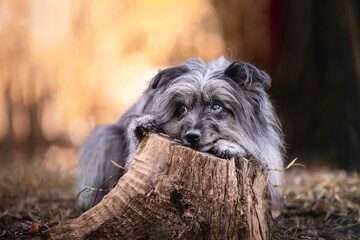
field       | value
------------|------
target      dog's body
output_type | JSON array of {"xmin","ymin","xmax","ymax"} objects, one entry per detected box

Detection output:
[{"xmin": 77, "ymin": 57, "xmax": 284, "ymax": 208}]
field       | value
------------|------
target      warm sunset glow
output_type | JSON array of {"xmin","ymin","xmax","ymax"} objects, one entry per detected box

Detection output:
[{"xmin": 0, "ymin": 0, "xmax": 225, "ymax": 165}]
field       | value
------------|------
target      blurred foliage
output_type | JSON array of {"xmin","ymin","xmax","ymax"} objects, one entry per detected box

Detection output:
[
  {"xmin": 0, "ymin": 0, "xmax": 359, "ymax": 169},
  {"xmin": 0, "ymin": 0, "xmax": 225, "ymax": 163}
]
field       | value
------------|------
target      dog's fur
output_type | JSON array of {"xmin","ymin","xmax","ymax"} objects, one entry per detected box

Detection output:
[{"xmin": 77, "ymin": 57, "xmax": 284, "ymax": 208}]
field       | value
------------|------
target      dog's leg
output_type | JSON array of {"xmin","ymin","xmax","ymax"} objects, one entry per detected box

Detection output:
[
  {"xmin": 124, "ymin": 115, "xmax": 157, "ymax": 169},
  {"xmin": 77, "ymin": 124, "xmax": 128, "ymax": 208}
]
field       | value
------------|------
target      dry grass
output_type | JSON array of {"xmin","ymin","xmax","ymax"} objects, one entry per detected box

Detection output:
[
  {"xmin": 272, "ymin": 167, "xmax": 360, "ymax": 239},
  {"xmin": 0, "ymin": 159, "xmax": 359, "ymax": 239},
  {"xmin": 0, "ymin": 159, "xmax": 82, "ymax": 238}
]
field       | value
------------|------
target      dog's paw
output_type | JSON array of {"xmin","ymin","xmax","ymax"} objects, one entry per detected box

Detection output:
[
  {"xmin": 128, "ymin": 115, "xmax": 156, "ymax": 145},
  {"xmin": 208, "ymin": 140, "xmax": 248, "ymax": 159}
]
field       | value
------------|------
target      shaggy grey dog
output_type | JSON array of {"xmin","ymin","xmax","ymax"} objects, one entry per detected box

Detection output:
[{"xmin": 77, "ymin": 57, "xmax": 284, "ymax": 208}]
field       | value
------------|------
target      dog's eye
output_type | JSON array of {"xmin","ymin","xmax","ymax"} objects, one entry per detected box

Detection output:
[
  {"xmin": 178, "ymin": 104, "xmax": 187, "ymax": 117},
  {"xmin": 211, "ymin": 103, "xmax": 223, "ymax": 112},
  {"xmin": 180, "ymin": 105, "xmax": 187, "ymax": 115}
]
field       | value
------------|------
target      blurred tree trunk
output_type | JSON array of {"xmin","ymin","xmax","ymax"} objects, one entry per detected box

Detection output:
[
  {"xmin": 272, "ymin": 0, "xmax": 360, "ymax": 169},
  {"xmin": 212, "ymin": 0, "xmax": 272, "ymax": 70},
  {"xmin": 212, "ymin": 0, "xmax": 360, "ymax": 168},
  {"xmin": 0, "ymin": 2, "xmax": 91, "ymax": 160},
  {"xmin": 0, "ymin": 2, "xmax": 45, "ymax": 157}
]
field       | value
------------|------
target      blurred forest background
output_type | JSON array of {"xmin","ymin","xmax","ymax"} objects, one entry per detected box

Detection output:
[{"xmin": 0, "ymin": 0, "xmax": 359, "ymax": 170}]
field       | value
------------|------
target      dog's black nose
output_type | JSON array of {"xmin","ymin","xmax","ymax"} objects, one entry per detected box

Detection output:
[{"xmin": 185, "ymin": 129, "xmax": 201, "ymax": 145}]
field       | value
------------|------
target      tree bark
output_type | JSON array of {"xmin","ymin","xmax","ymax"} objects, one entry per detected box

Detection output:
[{"xmin": 43, "ymin": 133, "xmax": 270, "ymax": 240}]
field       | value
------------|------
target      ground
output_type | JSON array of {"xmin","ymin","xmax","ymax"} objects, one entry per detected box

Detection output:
[
  {"xmin": 0, "ymin": 159, "xmax": 359, "ymax": 239},
  {"xmin": 273, "ymin": 167, "xmax": 360, "ymax": 239},
  {"xmin": 0, "ymin": 159, "xmax": 82, "ymax": 239}
]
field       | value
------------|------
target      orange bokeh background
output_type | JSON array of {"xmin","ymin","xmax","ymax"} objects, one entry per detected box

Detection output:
[
  {"xmin": 4, "ymin": 1, "xmax": 357, "ymax": 169},
  {"xmin": 0, "ymin": 0, "xmax": 229, "ymax": 168}
]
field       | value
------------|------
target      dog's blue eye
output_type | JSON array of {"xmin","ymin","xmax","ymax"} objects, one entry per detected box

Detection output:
[{"xmin": 211, "ymin": 104, "xmax": 223, "ymax": 112}]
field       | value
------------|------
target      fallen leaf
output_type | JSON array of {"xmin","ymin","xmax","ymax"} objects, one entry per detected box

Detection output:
[{"xmin": 28, "ymin": 222, "xmax": 39, "ymax": 234}]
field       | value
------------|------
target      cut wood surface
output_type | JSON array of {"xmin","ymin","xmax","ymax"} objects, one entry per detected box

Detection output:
[{"xmin": 43, "ymin": 133, "xmax": 270, "ymax": 240}]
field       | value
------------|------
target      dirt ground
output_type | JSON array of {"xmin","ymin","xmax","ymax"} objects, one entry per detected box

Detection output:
[{"xmin": 0, "ymin": 159, "xmax": 359, "ymax": 239}]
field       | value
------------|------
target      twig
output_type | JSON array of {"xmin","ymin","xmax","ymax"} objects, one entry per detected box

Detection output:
[{"xmin": 93, "ymin": 173, "xmax": 123, "ymax": 205}]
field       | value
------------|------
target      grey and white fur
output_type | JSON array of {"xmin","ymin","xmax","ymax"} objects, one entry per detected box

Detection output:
[{"xmin": 77, "ymin": 57, "xmax": 284, "ymax": 208}]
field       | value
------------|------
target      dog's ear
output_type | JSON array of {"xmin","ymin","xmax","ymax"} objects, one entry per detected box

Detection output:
[
  {"xmin": 150, "ymin": 65, "xmax": 190, "ymax": 89},
  {"xmin": 224, "ymin": 61, "xmax": 271, "ymax": 89}
]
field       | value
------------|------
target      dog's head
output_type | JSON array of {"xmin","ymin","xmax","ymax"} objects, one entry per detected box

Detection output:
[{"xmin": 144, "ymin": 57, "xmax": 275, "ymax": 160}]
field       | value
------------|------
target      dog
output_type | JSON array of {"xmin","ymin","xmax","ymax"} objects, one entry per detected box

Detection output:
[{"xmin": 77, "ymin": 57, "xmax": 285, "ymax": 208}]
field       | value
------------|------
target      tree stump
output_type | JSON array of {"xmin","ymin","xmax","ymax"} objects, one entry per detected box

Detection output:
[{"xmin": 43, "ymin": 133, "xmax": 270, "ymax": 239}]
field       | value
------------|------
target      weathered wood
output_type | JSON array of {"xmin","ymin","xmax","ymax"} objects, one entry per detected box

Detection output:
[{"xmin": 43, "ymin": 133, "xmax": 270, "ymax": 239}]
